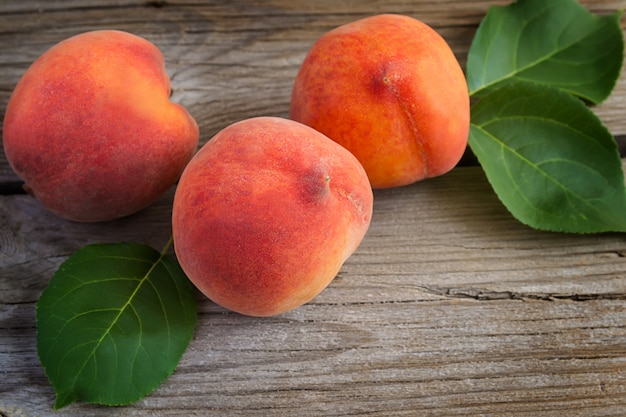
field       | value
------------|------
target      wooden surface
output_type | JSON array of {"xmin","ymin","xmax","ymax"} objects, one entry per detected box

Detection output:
[{"xmin": 2, "ymin": 1, "xmax": 626, "ymax": 416}]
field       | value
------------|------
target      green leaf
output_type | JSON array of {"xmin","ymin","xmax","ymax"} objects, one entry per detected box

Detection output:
[
  {"xmin": 467, "ymin": 0, "xmax": 624, "ymax": 103},
  {"xmin": 36, "ymin": 241, "xmax": 197, "ymax": 409},
  {"xmin": 469, "ymin": 82, "xmax": 626, "ymax": 233}
]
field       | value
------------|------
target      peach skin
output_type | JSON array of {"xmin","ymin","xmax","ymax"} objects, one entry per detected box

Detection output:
[
  {"xmin": 172, "ymin": 117, "xmax": 373, "ymax": 317},
  {"xmin": 290, "ymin": 14, "xmax": 470, "ymax": 188},
  {"xmin": 2, "ymin": 30, "xmax": 199, "ymax": 222}
]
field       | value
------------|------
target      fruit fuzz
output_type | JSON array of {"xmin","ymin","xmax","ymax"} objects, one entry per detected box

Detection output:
[
  {"xmin": 172, "ymin": 117, "xmax": 373, "ymax": 317},
  {"xmin": 2, "ymin": 30, "xmax": 199, "ymax": 222},
  {"xmin": 291, "ymin": 14, "xmax": 470, "ymax": 188}
]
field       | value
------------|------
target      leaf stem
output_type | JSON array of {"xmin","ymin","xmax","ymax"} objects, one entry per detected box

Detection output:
[{"xmin": 160, "ymin": 235, "xmax": 174, "ymax": 257}]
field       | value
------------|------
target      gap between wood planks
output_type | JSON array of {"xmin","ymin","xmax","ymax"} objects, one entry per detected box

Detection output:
[
  {"xmin": 0, "ymin": 181, "xmax": 25, "ymax": 195},
  {"xmin": 1, "ymin": 135, "xmax": 625, "ymax": 196}
]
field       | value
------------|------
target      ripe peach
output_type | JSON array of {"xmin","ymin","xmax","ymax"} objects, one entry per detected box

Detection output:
[
  {"xmin": 172, "ymin": 117, "xmax": 373, "ymax": 317},
  {"xmin": 290, "ymin": 14, "xmax": 470, "ymax": 188},
  {"xmin": 2, "ymin": 30, "xmax": 199, "ymax": 222}
]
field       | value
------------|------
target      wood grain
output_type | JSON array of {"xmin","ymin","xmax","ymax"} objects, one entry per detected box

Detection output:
[{"xmin": 1, "ymin": 1, "xmax": 626, "ymax": 416}]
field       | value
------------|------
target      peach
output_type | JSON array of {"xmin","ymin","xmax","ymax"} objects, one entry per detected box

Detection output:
[
  {"xmin": 2, "ymin": 30, "xmax": 199, "ymax": 222},
  {"xmin": 290, "ymin": 14, "xmax": 470, "ymax": 188},
  {"xmin": 172, "ymin": 117, "xmax": 373, "ymax": 317}
]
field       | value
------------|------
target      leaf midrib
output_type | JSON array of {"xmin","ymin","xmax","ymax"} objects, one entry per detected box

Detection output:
[
  {"xmin": 59, "ymin": 251, "xmax": 168, "ymax": 405},
  {"xmin": 470, "ymin": 121, "xmax": 625, "ymax": 229},
  {"xmin": 472, "ymin": 3, "xmax": 601, "ymax": 96}
]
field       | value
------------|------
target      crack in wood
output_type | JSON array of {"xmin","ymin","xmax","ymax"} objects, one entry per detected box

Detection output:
[{"xmin": 419, "ymin": 285, "xmax": 626, "ymax": 302}]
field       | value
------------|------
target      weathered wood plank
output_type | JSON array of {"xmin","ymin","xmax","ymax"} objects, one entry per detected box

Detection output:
[
  {"xmin": 3, "ymin": 162, "xmax": 626, "ymax": 304},
  {"xmin": 1, "ymin": 0, "xmax": 625, "ymax": 183},
  {"xmin": 4, "ymin": 298, "xmax": 626, "ymax": 416}
]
